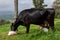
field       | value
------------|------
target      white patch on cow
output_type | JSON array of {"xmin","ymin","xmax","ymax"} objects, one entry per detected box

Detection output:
[
  {"xmin": 39, "ymin": 26, "xmax": 43, "ymax": 29},
  {"xmin": 42, "ymin": 28, "xmax": 48, "ymax": 32},
  {"xmin": 8, "ymin": 31, "xmax": 17, "ymax": 36},
  {"xmin": 38, "ymin": 26, "xmax": 43, "ymax": 29}
]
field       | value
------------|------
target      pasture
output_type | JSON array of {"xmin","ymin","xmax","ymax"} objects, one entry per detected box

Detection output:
[{"xmin": 0, "ymin": 19, "xmax": 60, "ymax": 40}]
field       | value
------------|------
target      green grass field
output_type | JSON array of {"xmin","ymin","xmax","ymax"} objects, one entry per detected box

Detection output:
[{"xmin": 0, "ymin": 19, "xmax": 60, "ymax": 40}]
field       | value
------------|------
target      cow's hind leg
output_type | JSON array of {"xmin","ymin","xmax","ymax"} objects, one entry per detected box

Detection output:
[
  {"xmin": 50, "ymin": 22, "xmax": 55, "ymax": 32},
  {"xmin": 48, "ymin": 20, "xmax": 55, "ymax": 32}
]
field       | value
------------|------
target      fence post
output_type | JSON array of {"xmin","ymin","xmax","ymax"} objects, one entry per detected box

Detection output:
[{"xmin": 14, "ymin": 0, "xmax": 18, "ymax": 22}]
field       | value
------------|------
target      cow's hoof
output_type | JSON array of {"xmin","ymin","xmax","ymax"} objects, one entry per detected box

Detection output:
[
  {"xmin": 42, "ymin": 28, "xmax": 48, "ymax": 32},
  {"xmin": 8, "ymin": 31, "xmax": 17, "ymax": 36}
]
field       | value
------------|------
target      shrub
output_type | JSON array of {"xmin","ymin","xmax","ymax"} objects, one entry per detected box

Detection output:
[
  {"xmin": 55, "ymin": 12, "xmax": 60, "ymax": 19},
  {"xmin": 0, "ymin": 19, "xmax": 10, "ymax": 25}
]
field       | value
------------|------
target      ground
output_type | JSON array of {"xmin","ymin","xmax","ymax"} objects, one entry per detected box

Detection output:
[{"xmin": 0, "ymin": 19, "xmax": 60, "ymax": 40}]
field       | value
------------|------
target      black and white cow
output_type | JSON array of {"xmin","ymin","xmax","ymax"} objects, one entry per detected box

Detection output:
[{"xmin": 8, "ymin": 8, "xmax": 55, "ymax": 35}]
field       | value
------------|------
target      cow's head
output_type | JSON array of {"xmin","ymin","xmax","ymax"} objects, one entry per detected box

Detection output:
[
  {"xmin": 8, "ymin": 20, "xmax": 21, "ymax": 36},
  {"xmin": 8, "ymin": 23, "xmax": 17, "ymax": 35}
]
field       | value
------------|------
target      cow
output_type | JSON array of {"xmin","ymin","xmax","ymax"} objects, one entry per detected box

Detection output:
[{"xmin": 8, "ymin": 8, "xmax": 55, "ymax": 35}]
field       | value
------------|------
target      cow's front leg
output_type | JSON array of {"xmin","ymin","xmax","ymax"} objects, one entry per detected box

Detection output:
[{"xmin": 25, "ymin": 22, "xmax": 30, "ymax": 33}]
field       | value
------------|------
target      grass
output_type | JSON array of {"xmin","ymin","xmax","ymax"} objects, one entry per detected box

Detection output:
[{"xmin": 0, "ymin": 19, "xmax": 60, "ymax": 40}]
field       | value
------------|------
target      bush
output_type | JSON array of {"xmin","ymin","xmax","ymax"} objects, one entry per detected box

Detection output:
[
  {"xmin": 0, "ymin": 19, "xmax": 10, "ymax": 25},
  {"xmin": 55, "ymin": 12, "xmax": 60, "ymax": 19}
]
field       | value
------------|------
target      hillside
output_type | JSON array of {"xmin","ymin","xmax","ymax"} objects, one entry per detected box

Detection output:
[
  {"xmin": 0, "ymin": 11, "xmax": 14, "ymax": 20},
  {"xmin": 0, "ymin": 19, "xmax": 60, "ymax": 40}
]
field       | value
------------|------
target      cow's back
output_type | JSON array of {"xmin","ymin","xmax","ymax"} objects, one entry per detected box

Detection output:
[{"xmin": 18, "ymin": 8, "xmax": 49, "ymax": 25}]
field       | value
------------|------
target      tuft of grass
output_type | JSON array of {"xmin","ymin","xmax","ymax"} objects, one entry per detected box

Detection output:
[{"xmin": 0, "ymin": 19, "xmax": 60, "ymax": 40}]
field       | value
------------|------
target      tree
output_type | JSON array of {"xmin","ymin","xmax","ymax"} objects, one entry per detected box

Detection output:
[
  {"xmin": 53, "ymin": 0, "xmax": 60, "ymax": 13},
  {"xmin": 33, "ymin": 0, "xmax": 44, "ymax": 8},
  {"xmin": 52, "ymin": 0, "xmax": 60, "ymax": 18},
  {"xmin": 14, "ymin": 0, "xmax": 18, "ymax": 22}
]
